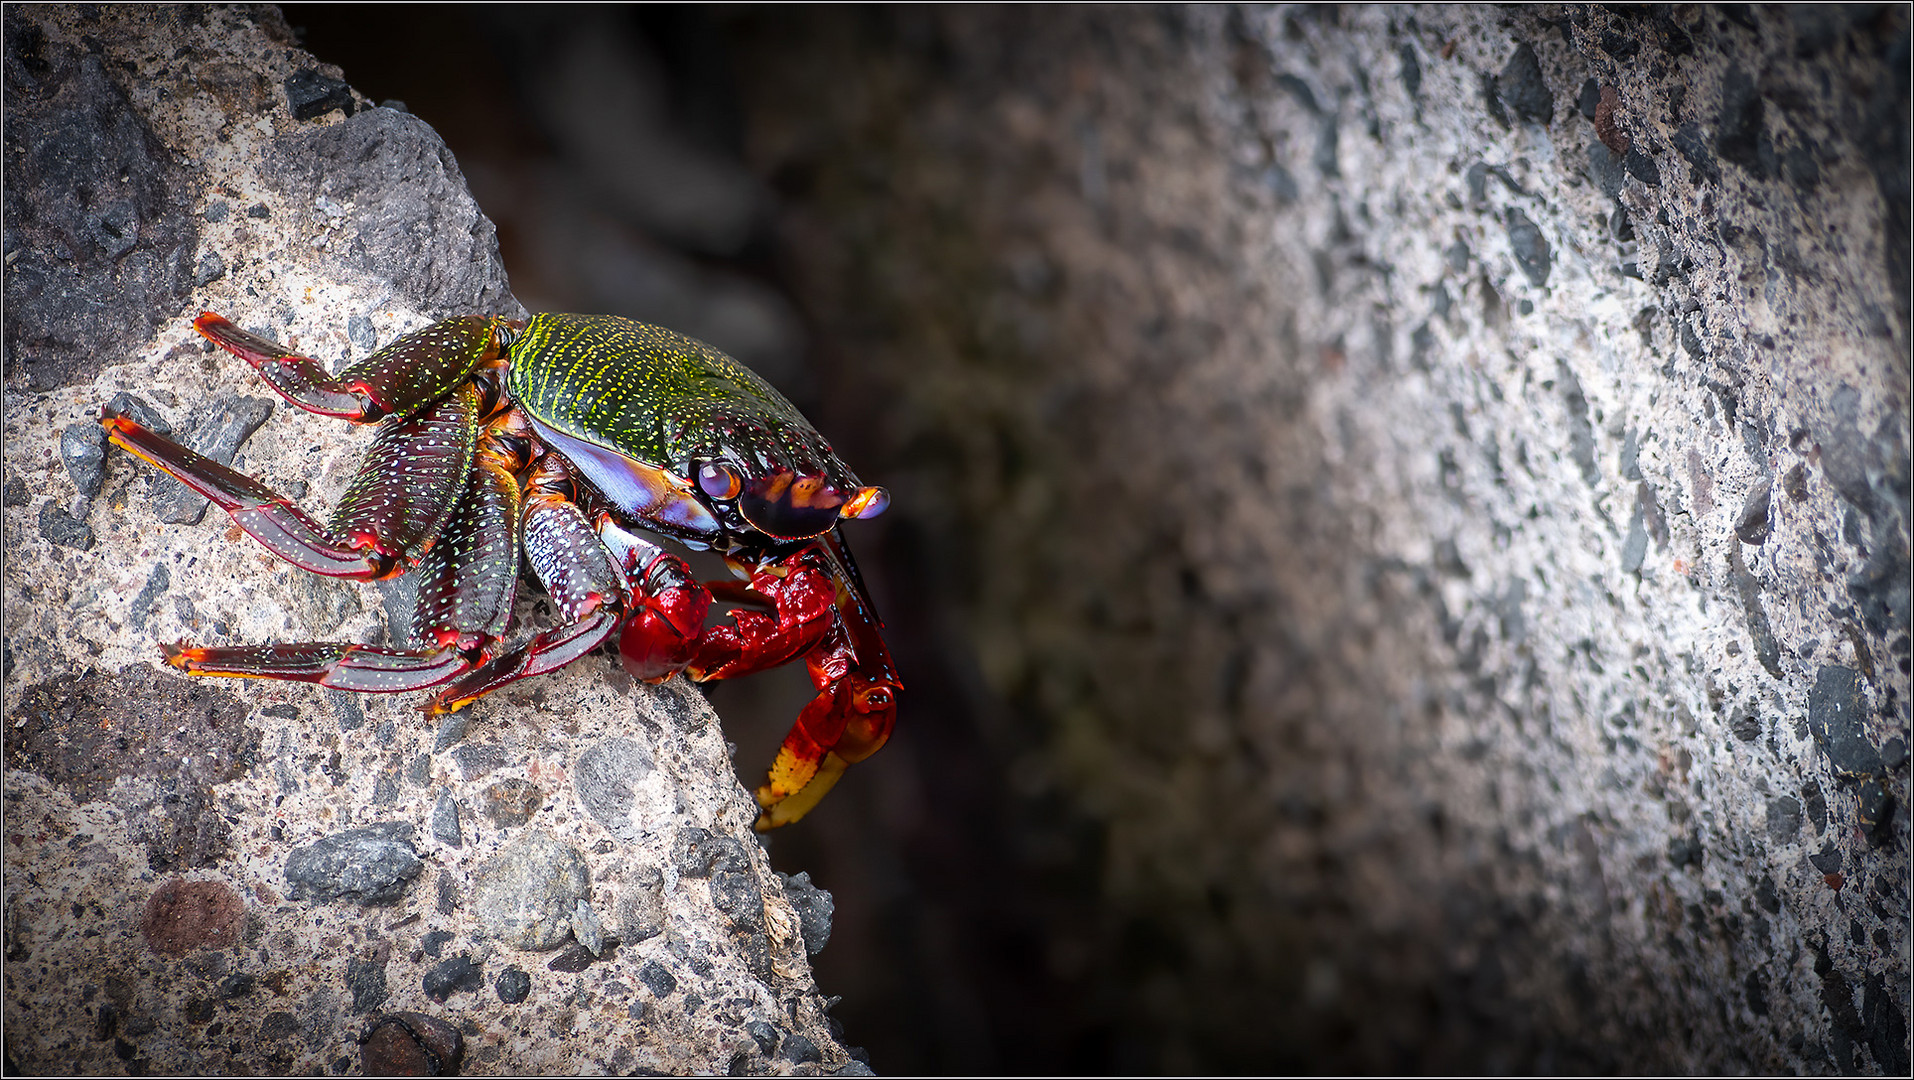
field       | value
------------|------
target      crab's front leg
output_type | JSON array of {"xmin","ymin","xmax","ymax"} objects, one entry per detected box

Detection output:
[
  {"xmin": 687, "ymin": 532, "xmax": 901, "ymax": 830},
  {"xmin": 193, "ymin": 312, "xmax": 514, "ymax": 423}
]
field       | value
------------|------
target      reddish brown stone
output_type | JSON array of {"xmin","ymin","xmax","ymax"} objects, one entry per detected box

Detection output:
[
  {"xmin": 361, "ymin": 1013, "xmax": 463, "ymax": 1076},
  {"xmin": 141, "ymin": 878, "xmax": 245, "ymax": 956},
  {"xmin": 1594, "ymin": 84, "xmax": 1630, "ymax": 155}
]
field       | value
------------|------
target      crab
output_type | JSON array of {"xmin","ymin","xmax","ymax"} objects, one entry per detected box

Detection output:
[{"xmin": 100, "ymin": 311, "xmax": 899, "ymax": 830}]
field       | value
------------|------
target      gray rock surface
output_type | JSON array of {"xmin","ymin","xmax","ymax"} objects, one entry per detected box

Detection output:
[
  {"xmin": 283, "ymin": 822, "xmax": 424, "ymax": 904},
  {"xmin": 468, "ymin": 830, "xmax": 592, "ymax": 952},
  {"xmin": 3, "ymin": 5, "xmax": 857, "ymax": 1075},
  {"xmin": 728, "ymin": 5, "xmax": 1908, "ymax": 1073}
]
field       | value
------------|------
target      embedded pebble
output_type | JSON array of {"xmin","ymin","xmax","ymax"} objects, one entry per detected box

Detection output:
[
  {"xmin": 1807, "ymin": 666, "xmax": 1885, "ymax": 777},
  {"xmin": 1734, "ymin": 479, "xmax": 1772, "ymax": 544},
  {"xmin": 614, "ymin": 866, "xmax": 667, "ymax": 945},
  {"xmin": 432, "ymin": 712, "xmax": 469, "ymax": 752},
  {"xmin": 359, "ymin": 1012, "xmax": 462, "ymax": 1077},
  {"xmin": 194, "ymin": 251, "xmax": 226, "ymax": 286},
  {"xmin": 430, "ymin": 791, "xmax": 462, "ymax": 848},
  {"xmin": 674, "ymin": 826, "xmax": 749, "ymax": 878},
  {"xmin": 745, "ymin": 1020, "xmax": 779, "ymax": 1055},
  {"xmin": 420, "ymin": 930, "xmax": 454, "ymax": 958},
  {"xmin": 468, "ymin": 830, "xmax": 591, "ymax": 950},
  {"xmin": 141, "ymin": 878, "xmax": 245, "ymax": 956},
  {"xmin": 571, "ymin": 898, "xmax": 607, "ymax": 957},
  {"xmin": 494, "ymin": 967, "xmax": 531, "ymax": 1004},
  {"xmin": 546, "ymin": 943, "xmax": 601, "ymax": 974},
  {"xmin": 60, "ymin": 422, "xmax": 107, "ymax": 499},
  {"xmin": 283, "ymin": 822, "xmax": 422, "ymax": 904},
  {"xmin": 777, "ymin": 871, "xmax": 835, "ymax": 956},
  {"xmin": 479, "ymin": 778, "xmax": 544, "ymax": 828},
  {"xmin": 421, "ymin": 954, "xmax": 481, "ymax": 1002},
  {"xmin": 38, "ymin": 500, "xmax": 95, "ymax": 550},
  {"xmin": 710, "ymin": 861, "xmax": 764, "ymax": 932},
  {"xmin": 347, "ymin": 956, "xmax": 389, "ymax": 1015},
  {"xmin": 574, "ymin": 737, "xmax": 655, "ymax": 841},
  {"xmin": 637, "ymin": 960, "xmax": 677, "ymax": 997},
  {"xmin": 782, "ymin": 1032, "xmax": 822, "ymax": 1066}
]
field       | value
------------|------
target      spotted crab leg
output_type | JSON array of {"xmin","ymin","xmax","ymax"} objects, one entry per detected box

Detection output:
[
  {"xmin": 424, "ymin": 454, "xmax": 647, "ymax": 714},
  {"xmin": 193, "ymin": 312, "xmax": 512, "ymax": 423},
  {"xmin": 159, "ymin": 422, "xmax": 528, "ymax": 693},
  {"xmin": 103, "ymin": 384, "xmax": 479, "ymax": 579}
]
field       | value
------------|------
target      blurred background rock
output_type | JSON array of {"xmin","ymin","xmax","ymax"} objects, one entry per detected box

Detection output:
[{"xmin": 284, "ymin": 6, "xmax": 1909, "ymax": 1074}]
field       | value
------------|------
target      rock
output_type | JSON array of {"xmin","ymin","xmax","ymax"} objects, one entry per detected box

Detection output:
[
  {"xmin": 150, "ymin": 395, "xmax": 274, "ymax": 525},
  {"xmin": 468, "ymin": 830, "xmax": 590, "ymax": 951},
  {"xmin": 268, "ymin": 108, "xmax": 521, "ymax": 318},
  {"xmin": 477, "ymin": 778, "xmax": 544, "ymax": 828},
  {"xmin": 283, "ymin": 823, "xmax": 423, "ymax": 904},
  {"xmin": 494, "ymin": 967, "xmax": 531, "ymax": 1004},
  {"xmin": 283, "ymin": 68, "xmax": 356, "ymax": 121},
  {"xmin": 1497, "ymin": 42, "xmax": 1553, "ymax": 125},
  {"xmin": 421, "ymin": 954, "xmax": 481, "ymax": 1002},
  {"xmin": 637, "ymin": 960, "xmax": 677, "ymax": 998},
  {"xmin": 573, "ymin": 737, "xmax": 654, "ymax": 841},
  {"xmin": 1504, "ymin": 207, "xmax": 1551, "ymax": 288},
  {"xmin": 360, "ymin": 1013, "xmax": 462, "ymax": 1077},
  {"xmin": 1807, "ymin": 667, "xmax": 1885, "ymax": 777},
  {"xmin": 430, "ymin": 791, "xmax": 462, "ymax": 848},
  {"xmin": 777, "ymin": 872, "xmax": 834, "ymax": 957},
  {"xmin": 140, "ymin": 879, "xmax": 245, "ymax": 956},
  {"xmin": 346, "ymin": 955, "xmax": 389, "ymax": 1015},
  {"xmin": 3, "ymin": 20, "xmax": 198, "ymax": 393},
  {"xmin": 37, "ymin": 500, "xmax": 93, "ymax": 550},
  {"xmin": 1735, "ymin": 479, "xmax": 1773, "ymax": 544},
  {"xmin": 59, "ymin": 423, "xmax": 106, "ymax": 499},
  {"xmin": 745, "ymin": 1019, "xmax": 779, "ymax": 1055},
  {"xmin": 614, "ymin": 866, "xmax": 667, "ymax": 945}
]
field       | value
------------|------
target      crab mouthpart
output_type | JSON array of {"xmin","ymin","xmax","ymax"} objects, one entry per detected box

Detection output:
[{"xmin": 739, "ymin": 469, "xmax": 847, "ymax": 540}]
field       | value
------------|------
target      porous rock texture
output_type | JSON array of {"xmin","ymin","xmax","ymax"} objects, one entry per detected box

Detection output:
[
  {"xmin": 3, "ymin": 6, "xmax": 860, "ymax": 1075},
  {"xmin": 724, "ymin": 5, "xmax": 1909, "ymax": 1073}
]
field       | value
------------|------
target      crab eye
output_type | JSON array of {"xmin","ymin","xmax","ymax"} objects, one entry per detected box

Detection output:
[
  {"xmin": 697, "ymin": 461, "xmax": 743, "ymax": 500},
  {"xmin": 841, "ymin": 486, "xmax": 890, "ymax": 520}
]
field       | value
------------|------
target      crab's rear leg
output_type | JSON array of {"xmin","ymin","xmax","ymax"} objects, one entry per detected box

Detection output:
[
  {"xmin": 163, "ymin": 427, "xmax": 527, "ymax": 692},
  {"xmin": 194, "ymin": 312, "xmax": 513, "ymax": 423},
  {"xmin": 103, "ymin": 384, "xmax": 479, "ymax": 579}
]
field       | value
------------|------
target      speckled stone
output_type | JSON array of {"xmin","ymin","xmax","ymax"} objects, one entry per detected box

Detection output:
[
  {"xmin": 468, "ymin": 830, "xmax": 590, "ymax": 951},
  {"xmin": 140, "ymin": 878, "xmax": 245, "ymax": 957},
  {"xmin": 283, "ymin": 822, "xmax": 423, "ymax": 904}
]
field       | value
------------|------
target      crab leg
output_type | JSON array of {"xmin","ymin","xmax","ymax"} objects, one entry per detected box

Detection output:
[
  {"xmin": 163, "ymin": 641, "xmax": 474, "ymax": 692},
  {"xmin": 102, "ymin": 385, "xmax": 478, "ymax": 579},
  {"xmin": 194, "ymin": 312, "xmax": 510, "ymax": 423},
  {"xmin": 425, "ymin": 456, "xmax": 634, "ymax": 714},
  {"xmin": 160, "ymin": 423, "xmax": 530, "ymax": 693}
]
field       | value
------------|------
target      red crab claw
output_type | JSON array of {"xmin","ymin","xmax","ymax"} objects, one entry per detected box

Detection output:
[
  {"xmin": 617, "ymin": 551, "xmax": 714, "ymax": 682},
  {"xmin": 687, "ymin": 532, "xmax": 901, "ymax": 830},
  {"xmin": 685, "ymin": 555, "xmax": 837, "ymax": 684}
]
